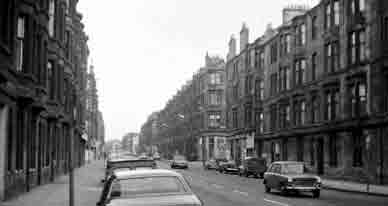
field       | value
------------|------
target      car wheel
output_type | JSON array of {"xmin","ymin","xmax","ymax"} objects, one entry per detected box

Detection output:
[
  {"xmin": 254, "ymin": 174, "xmax": 259, "ymax": 179},
  {"xmin": 265, "ymin": 184, "xmax": 271, "ymax": 193},
  {"xmin": 280, "ymin": 185, "xmax": 288, "ymax": 196},
  {"xmin": 312, "ymin": 190, "xmax": 320, "ymax": 198},
  {"xmin": 259, "ymin": 173, "xmax": 264, "ymax": 179}
]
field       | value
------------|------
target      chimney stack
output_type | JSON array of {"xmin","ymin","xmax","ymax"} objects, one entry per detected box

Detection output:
[
  {"xmin": 227, "ymin": 35, "xmax": 236, "ymax": 61},
  {"xmin": 240, "ymin": 22, "xmax": 249, "ymax": 52}
]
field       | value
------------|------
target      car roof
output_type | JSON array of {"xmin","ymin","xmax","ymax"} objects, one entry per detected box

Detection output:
[
  {"xmin": 108, "ymin": 158, "xmax": 154, "ymax": 163},
  {"xmin": 271, "ymin": 161, "xmax": 304, "ymax": 165},
  {"xmin": 113, "ymin": 169, "xmax": 182, "ymax": 179}
]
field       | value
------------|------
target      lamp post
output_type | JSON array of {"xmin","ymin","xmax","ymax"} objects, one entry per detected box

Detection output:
[{"xmin": 69, "ymin": 106, "xmax": 77, "ymax": 206}]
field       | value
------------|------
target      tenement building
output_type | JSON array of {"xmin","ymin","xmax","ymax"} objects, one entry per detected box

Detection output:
[
  {"xmin": 0, "ymin": 0, "xmax": 92, "ymax": 200},
  {"xmin": 149, "ymin": 54, "xmax": 227, "ymax": 161},
  {"xmin": 225, "ymin": 0, "xmax": 388, "ymax": 184}
]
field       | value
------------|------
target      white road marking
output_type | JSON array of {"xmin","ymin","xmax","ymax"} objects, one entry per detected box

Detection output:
[
  {"xmin": 263, "ymin": 198, "xmax": 289, "ymax": 206},
  {"xmin": 233, "ymin": 189, "xmax": 249, "ymax": 196}
]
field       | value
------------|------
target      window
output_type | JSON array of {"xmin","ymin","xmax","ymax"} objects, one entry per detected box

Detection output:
[
  {"xmin": 329, "ymin": 134, "xmax": 338, "ymax": 167},
  {"xmin": 311, "ymin": 53, "xmax": 317, "ymax": 81},
  {"xmin": 312, "ymin": 16, "xmax": 317, "ymax": 40},
  {"xmin": 279, "ymin": 104, "xmax": 290, "ymax": 129},
  {"xmin": 258, "ymin": 51, "xmax": 265, "ymax": 69},
  {"xmin": 350, "ymin": 0, "xmax": 365, "ymax": 17},
  {"xmin": 250, "ymin": 49, "xmax": 255, "ymax": 67},
  {"xmin": 245, "ymin": 105, "xmax": 252, "ymax": 127},
  {"xmin": 245, "ymin": 75, "xmax": 253, "ymax": 95},
  {"xmin": 286, "ymin": 34, "xmax": 291, "ymax": 53},
  {"xmin": 255, "ymin": 79, "xmax": 264, "ymax": 101},
  {"xmin": 270, "ymin": 73, "xmax": 278, "ymax": 95},
  {"xmin": 279, "ymin": 67, "xmax": 290, "ymax": 91},
  {"xmin": 310, "ymin": 139, "xmax": 315, "ymax": 166},
  {"xmin": 294, "ymin": 59, "xmax": 306, "ymax": 85},
  {"xmin": 270, "ymin": 42, "xmax": 277, "ymax": 63},
  {"xmin": 311, "ymin": 96, "xmax": 320, "ymax": 123},
  {"xmin": 349, "ymin": 81, "xmax": 367, "ymax": 117},
  {"xmin": 294, "ymin": 99, "xmax": 306, "ymax": 126},
  {"xmin": 233, "ymin": 84, "xmax": 238, "ymax": 100},
  {"xmin": 65, "ymin": 30, "xmax": 71, "ymax": 59},
  {"xmin": 16, "ymin": 16, "xmax": 26, "ymax": 72},
  {"xmin": 325, "ymin": 3, "xmax": 331, "ymax": 29},
  {"xmin": 296, "ymin": 24, "xmax": 306, "ymax": 46},
  {"xmin": 270, "ymin": 105, "xmax": 277, "ymax": 130},
  {"xmin": 353, "ymin": 133, "xmax": 364, "ymax": 167},
  {"xmin": 210, "ymin": 73, "xmax": 222, "ymax": 85},
  {"xmin": 280, "ymin": 34, "xmax": 291, "ymax": 56},
  {"xmin": 334, "ymin": 0, "xmax": 340, "ymax": 25},
  {"xmin": 48, "ymin": 0, "xmax": 55, "ymax": 37},
  {"xmin": 0, "ymin": 0, "xmax": 11, "ymax": 46},
  {"xmin": 349, "ymin": 30, "xmax": 366, "ymax": 65},
  {"xmin": 256, "ymin": 110, "xmax": 264, "ymax": 133},
  {"xmin": 16, "ymin": 110, "xmax": 24, "ymax": 170},
  {"xmin": 47, "ymin": 61, "xmax": 55, "ymax": 99},
  {"xmin": 232, "ymin": 109, "xmax": 238, "ymax": 128},
  {"xmin": 325, "ymin": 89, "xmax": 340, "ymax": 121},
  {"xmin": 110, "ymin": 177, "xmax": 186, "ymax": 197},
  {"xmin": 383, "ymin": 17, "xmax": 388, "ymax": 42},
  {"xmin": 325, "ymin": 0, "xmax": 340, "ymax": 29},
  {"xmin": 325, "ymin": 42, "xmax": 339, "ymax": 72},
  {"xmin": 208, "ymin": 112, "xmax": 221, "ymax": 128},
  {"xmin": 301, "ymin": 23, "xmax": 306, "ymax": 45}
]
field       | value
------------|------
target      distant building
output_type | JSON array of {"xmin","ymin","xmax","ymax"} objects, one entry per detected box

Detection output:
[{"xmin": 121, "ymin": 133, "xmax": 139, "ymax": 154}]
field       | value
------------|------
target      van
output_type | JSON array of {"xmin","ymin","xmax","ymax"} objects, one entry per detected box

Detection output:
[{"xmin": 238, "ymin": 157, "xmax": 267, "ymax": 178}]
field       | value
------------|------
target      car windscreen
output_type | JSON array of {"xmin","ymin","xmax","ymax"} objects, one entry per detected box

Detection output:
[
  {"xmin": 281, "ymin": 163, "xmax": 304, "ymax": 174},
  {"xmin": 110, "ymin": 176, "xmax": 187, "ymax": 197},
  {"xmin": 173, "ymin": 155, "xmax": 186, "ymax": 161}
]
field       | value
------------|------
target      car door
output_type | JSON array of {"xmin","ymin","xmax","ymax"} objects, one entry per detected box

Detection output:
[
  {"xmin": 269, "ymin": 164, "xmax": 281, "ymax": 188},
  {"xmin": 265, "ymin": 164, "xmax": 275, "ymax": 187},
  {"xmin": 272, "ymin": 164, "xmax": 282, "ymax": 189}
]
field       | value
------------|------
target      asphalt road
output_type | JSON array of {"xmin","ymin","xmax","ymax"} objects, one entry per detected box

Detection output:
[{"xmin": 158, "ymin": 161, "xmax": 388, "ymax": 206}]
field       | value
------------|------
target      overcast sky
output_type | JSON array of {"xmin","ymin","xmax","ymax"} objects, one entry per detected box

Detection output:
[{"xmin": 77, "ymin": 0, "xmax": 318, "ymax": 141}]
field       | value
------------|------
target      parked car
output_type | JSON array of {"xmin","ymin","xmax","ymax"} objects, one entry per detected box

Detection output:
[
  {"xmin": 170, "ymin": 155, "xmax": 189, "ymax": 169},
  {"xmin": 204, "ymin": 159, "xmax": 217, "ymax": 170},
  {"xmin": 238, "ymin": 157, "xmax": 267, "ymax": 178},
  {"xmin": 263, "ymin": 161, "xmax": 321, "ymax": 198},
  {"xmin": 102, "ymin": 157, "xmax": 157, "ymax": 182},
  {"xmin": 97, "ymin": 169, "xmax": 203, "ymax": 206},
  {"xmin": 218, "ymin": 160, "xmax": 239, "ymax": 174},
  {"xmin": 153, "ymin": 153, "xmax": 161, "ymax": 160}
]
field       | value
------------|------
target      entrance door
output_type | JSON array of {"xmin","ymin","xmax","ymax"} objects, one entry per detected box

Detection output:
[{"xmin": 317, "ymin": 138, "xmax": 324, "ymax": 175}]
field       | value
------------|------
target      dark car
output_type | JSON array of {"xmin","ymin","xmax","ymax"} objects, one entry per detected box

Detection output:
[
  {"xmin": 204, "ymin": 159, "xmax": 217, "ymax": 170},
  {"xmin": 238, "ymin": 157, "xmax": 267, "ymax": 178},
  {"xmin": 97, "ymin": 169, "xmax": 202, "ymax": 206},
  {"xmin": 263, "ymin": 161, "xmax": 321, "ymax": 198},
  {"xmin": 103, "ymin": 158, "xmax": 157, "ymax": 182},
  {"xmin": 218, "ymin": 160, "xmax": 239, "ymax": 174},
  {"xmin": 171, "ymin": 155, "xmax": 188, "ymax": 169}
]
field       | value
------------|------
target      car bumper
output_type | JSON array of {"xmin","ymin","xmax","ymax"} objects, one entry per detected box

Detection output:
[
  {"xmin": 225, "ymin": 168, "xmax": 239, "ymax": 173},
  {"xmin": 285, "ymin": 184, "xmax": 321, "ymax": 191},
  {"xmin": 173, "ymin": 164, "xmax": 188, "ymax": 168}
]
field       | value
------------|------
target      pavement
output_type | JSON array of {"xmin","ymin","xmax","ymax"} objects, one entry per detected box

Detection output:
[
  {"xmin": 160, "ymin": 160, "xmax": 388, "ymax": 206},
  {"xmin": 2, "ymin": 160, "xmax": 104, "ymax": 206},
  {"xmin": 186, "ymin": 160, "xmax": 388, "ymax": 197}
]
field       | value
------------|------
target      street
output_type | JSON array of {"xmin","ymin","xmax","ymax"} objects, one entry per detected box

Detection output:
[{"xmin": 157, "ymin": 161, "xmax": 388, "ymax": 206}]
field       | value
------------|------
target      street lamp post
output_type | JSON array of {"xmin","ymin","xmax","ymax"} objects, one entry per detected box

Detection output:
[{"xmin": 69, "ymin": 107, "xmax": 77, "ymax": 206}]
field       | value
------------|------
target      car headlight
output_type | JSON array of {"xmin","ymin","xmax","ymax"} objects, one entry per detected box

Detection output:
[
  {"xmin": 316, "ymin": 177, "xmax": 321, "ymax": 183},
  {"xmin": 287, "ymin": 177, "xmax": 293, "ymax": 182}
]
